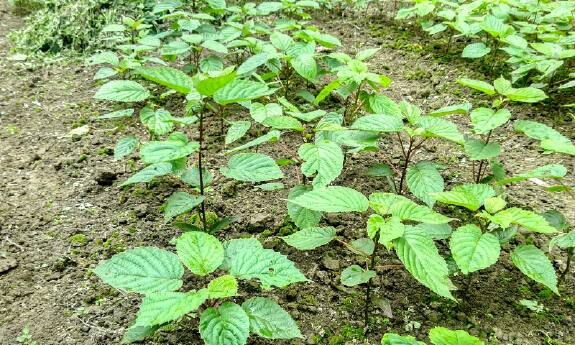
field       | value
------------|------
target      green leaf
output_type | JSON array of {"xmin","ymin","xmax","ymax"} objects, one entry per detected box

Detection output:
[
  {"xmin": 356, "ymin": 47, "xmax": 380, "ymax": 61},
  {"xmin": 406, "ymin": 161, "xmax": 444, "ymax": 207},
  {"xmin": 514, "ymin": 120, "xmax": 570, "ymax": 143},
  {"xmin": 262, "ymin": 116, "xmax": 304, "ymax": 131},
  {"xmin": 298, "ymin": 140, "xmax": 344, "ymax": 187},
  {"xmin": 94, "ymin": 67, "xmax": 118, "ymax": 80},
  {"xmin": 250, "ymin": 102, "xmax": 283, "ymax": 123},
  {"xmin": 464, "ymin": 139, "xmax": 501, "ymax": 160},
  {"xmin": 225, "ymin": 121, "xmax": 251, "ymax": 145},
  {"xmin": 367, "ymin": 94, "xmax": 402, "ymax": 116},
  {"xmin": 176, "ymin": 231, "xmax": 224, "ymax": 276},
  {"xmin": 493, "ymin": 77, "xmax": 512, "ymax": 95},
  {"xmin": 416, "ymin": 116, "xmax": 464, "ymax": 144},
  {"xmin": 367, "ymin": 163, "xmax": 394, "ymax": 177},
  {"xmin": 540, "ymin": 139, "xmax": 575, "ymax": 156},
  {"xmin": 135, "ymin": 289, "xmax": 209, "ymax": 326},
  {"xmin": 457, "ymin": 78, "xmax": 495, "ymax": 95},
  {"xmin": 428, "ymin": 327, "xmax": 484, "ymax": 345},
  {"xmin": 122, "ymin": 325, "xmax": 159, "ymax": 344},
  {"xmin": 270, "ymin": 31, "xmax": 294, "ymax": 51},
  {"xmin": 214, "ymin": 79, "xmax": 274, "ymax": 105},
  {"xmin": 450, "ymin": 224, "xmax": 500, "ymax": 274},
  {"xmin": 200, "ymin": 56, "xmax": 224, "ymax": 72},
  {"xmin": 282, "ymin": 227, "xmax": 336, "ymax": 250},
  {"xmin": 549, "ymin": 231, "xmax": 575, "ymax": 251},
  {"xmin": 288, "ymin": 185, "xmax": 322, "ymax": 229},
  {"xmin": 164, "ymin": 192, "xmax": 205, "ymax": 222},
  {"xmin": 208, "ymin": 275, "xmax": 238, "ymax": 299},
  {"xmin": 94, "ymin": 80, "xmax": 150, "ymax": 102},
  {"xmin": 433, "ymin": 184, "xmax": 495, "ymax": 211},
  {"xmin": 137, "ymin": 66, "xmax": 195, "ymax": 94},
  {"xmin": 242, "ymin": 297, "xmax": 302, "ymax": 339},
  {"xmin": 224, "ymin": 238, "xmax": 308, "ymax": 289},
  {"xmin": 351, "ymin": 114, "xmax": 404, "ymax": 132},
  {"xmin": 120, "ymin": 163, "xmax": 173, "ymax": 186},
  {"xmin": 256, "ymin": 182, "xmax": 284, "ymax": 191},
  {"xmin": 395, "ymin": 226, "xmax": 455, "ymax": 300},
  {"xmin": 97, "ymin": 108, "xmax": 134, "ymax": 120},
  {"xmin": 462, "ymin": 42, "xmax": 491, "ymax": 58},
  {"xmin": 196, "ymin": 71, "xmax": 236, "ymax": 96},
  {"xmin": 427, "ymin": 103, "xmax": 471, "ymax": 117},
  {"xmin": 379, "ymin": 217, "xmax": 407, "ymax": 244},
  {"xmin": 290, "ymin": 53, "xmax": 317, "ymax": 82},
  {"xmin": 315, "ymin": 79, "xmax": 341, "ymax": 105},
  {"xmin": 341, "ymin": 265, "xmax": 376, "ymax": 286},
  {"xmin": 369, "ymin": 193, "xmax": 452, "ymax": 224},
  {"xmin": 489, "ymin": 208, "xmax": 557, "ymax": 234},
  {"xmin": 200, "ymin": 302, "xmax": 250, "ymax": 345},
  {"xmin": 289, "ymin": 186, "xmax": 369, "ymax": 213},
  {"xmin": 115, "ymin": 136, "xmax": 138, "ymax": 160},
  {"xmin": 505, "ymin": 87, "xmax": 547, "ymax": 103},
  {"xmin": 201, "ymin": 40, "xmax": 229, "ymax": 54},
  {"xmin": 349, "ymin": 238, "xmax": 375, "ymax": 255},
  {"xmin": 416, "ymin": 223, "xmax": 452, "ymax": 240},
  {"xmin": 511, "ymin": 245, "xmax": 558, "ymax": 294},
  {"xmin": 140, "ymin": 107, "xmax": 174, "ymax": 135},
  {"xmin": 237, "ymin": 53, "xmax": 269, "ymax": 74},
  {"xmin": 226, "ymin": 130, "xmax": 281, "ymax": 154},
  {"xmin": 498, "ymin": 164, "xmax": 567, "ymax": 184},
  {"xmin": 140, "ymin": 140, "xmax": 199, "ymax": 164},
  {"xmin": 94, "ymin": 247, "xmax": 184, "ymax": 294},
  {"xmin": 381, "ymin": 333, "xmax": 425, "ymax": 345},
  {"xmin": 470, "ymin": 108, "xmax": 511, "ymax": 134},
  {"xmin": 484, "ymin": 197, "xmax": 506, "ymax": 214},
  {"xmin": 221, "ymin": 153, "xmax": 283, "ymax": 182}
]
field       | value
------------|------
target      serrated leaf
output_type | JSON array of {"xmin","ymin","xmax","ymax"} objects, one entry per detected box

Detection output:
[
  {"xmin": 263, "ymin": 116, "xmax": 304, "ymax": 131},
  {"xmin": 351, "ymin": 114, "xmax": 404, "ymax": 132},
  {"xmin": 140, "ymin": 107, "xmax": 174, "ymax": 135},
  {"xmin": 201, "ymin": 40, "xmax": 229, "ymax": 54},
  {"xmin": 120, "ymin": 163, "xmax": 173, "ymax": 186},
  {"xmin": 221, "ymin": 153, "xmax": 283, "ymax": 182},
  {"xmin": 97, "ymin": 109, "xmax": 134, "ymax": 120},
  {"xmin": 208, "ymin": 275, "xmax": 238, "ymax": 299},
  {"xmin": 290, "ymin": 53, "xmax": 317, "ymax": 82},
  {"xmin": 250, "ymin": 102, "xmax": 283, "ymax": 123},
  {"xmin": 115, "ymin": 136, "xmax": 138, "ymax": 160},
  {"xmin": 349, "ymin": 238, "xmax": 375, "ymax": 255},
  {"xmin": 137, "ymin": 66, "xmax": 195, "ymax": 94},
  {"xmin": 369, "ymin": 193, "xmax": 452, "ymax": 224},
  {"xmin": 214, "ymin": 79, "xmax": 274, "ymax": 105},
  {"xmin": 484, "ymin": 197, "xmax": 506, "ymax": 214},
  {"xmin": 498, "ymin": 164, "xmax": 567, "ymax": 185},
  {"xmin": 514, "ymin": 120, "xmax": 570, "ymax": 143},
  {"xmin": 407, "ymin": 161, "xmax": 444, "ymax": 207},
  {"xmin": 122, "ymin": 325, "xmax": 159, "ymax": 344},
  {"xmin": 464, "ymin": 139, "xmax": 501, "ymax": 160},
  {"xmin": 242, "ymin": 297, "xmax": 302, "ymax": 339},
  {"xmin": 176, "ymin": 231, "xmax": 224, "ymax": 275},
  {"xmin": 94, "ymin": 247, "xmax": 184, "ymax": 294},
  {"xmin": 549, "ymin": 231, "xmax": 575, "ymax": 251},
  {"xmin": 223, "ymin": 238, "xmax": 308, "ymax": 289},
  {"xmin": 270, "ymin": 31, "xmax": 294, "ymax": 51},
  {"xmin": 470, "ymin": 108, "xmax": 511, "ymax": 134},
  {"xmin": 489, "ymin": 208, "xmax": 557, "ymax": 234},
  {"xmin": 237, "ymin": 53, "xmax": 269, "ymax": 74},
  {"xmin": 94, "ymin": 80, "xmax": 150, "ymax": 102},
  {"xmin": 506, "ymin": 87, "xmax": 547, "ymax": 103},
  {"xmin": 457, "ymin": 78, "xmax": 495, "ymax": 95},
  {"xmin": 416, "ymin": 116, "xmax": 464, "ymax": 144},
  {"xmin": 200, "ymin": 302, "xmax": 250, "ymax": 345},
  {"xmin": 540, "ymin": 139, "xmax": 575, "ymax": 156},
  {"xmin": 428, "ymin": 327, "xmax": 484, "ymax": 345},
  {"xmin": 135, "ymin": 289, "xmax": 208, "ymax": 326},
  {"xmin": 368, "ymin": 94, "xmax": 402, "ymax": 116},
  {"xmin": 395, "ymin": 226, "xmax": 455, "ymax": 300},
  {"xmin": 225, "ymin": 121, "xmax": 251, "ymax": 145},
  {"xmin": 415, "ymin": 223, "xmax": 452, "ymax": 240},
  {"xmin": 282, "ymin": 227, "xmax": 336, "ymax": 250},
  {"xmin": 462, "ymin": 42, "xmax": 491, "ymax": 58},
  {"xmin": 341, "ymin": 265, "xmax": 376, "ymax": 286},
  {"xmin": 288, "ymin": 185, "xmax": 322, "ymax": 229},
  {"xmin": 289, "ymin": 186, "xmax": 369, "ymax": 213},
  {"xmin": 315, "ymin": 79, "xmax": 341, "ymax": 105},
  {"xmin": 381, "ymin": 333, "xmax": 425, "ymax": 345},
  {"xmin": 164, "ymin": 192, "xmax": 205, "ymax": 222},
  {"xmin": 427, "ymin": 103, "xmax": 471, "ymax": 117},
  {"xmin": 433, "ymin": 184, "xmax": 495, "ymax": 211},
  {"xmin": 298, "ymin": 140, "xmax": 344, "ymax": 187},
  {"xmin": 226, "ymin": 130, "xmax": 281, "ymax": 154},
  {"xmin": 140, "ymin": 140, "xmax": 199, "ymax": 164},
  {"xmin": 94, "ymin": 67, "xmax": 118, "ymax": 80},
  {"xmin": 511, "ymin": 245, "xmax": 558, "ymax": 294},
  {"xmin": 196, "ymin": 71, "xmax": 236, "ymax": 96},
  {"xmin": 180, "ymin": 167, "xmax": 213, "ymax": 188},
  {"xmin": 450, "ymin": 224, "xmax": 500, "ymax": 274}
]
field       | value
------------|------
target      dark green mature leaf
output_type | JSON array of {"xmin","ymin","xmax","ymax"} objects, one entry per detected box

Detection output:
[
  {"xmin": 214, "ymin": 79, "xmax": 275, "ymax": 105},
  {"xmin": 282, "ymin": 227, "xmax": 336, "ymax": 250},
  {"xmin": 94, "ymin": 247, "xmax": 184, "ymax": 294},
  {"xmin": 200, "ymin": 302, "xmax": 250, "ymax": 345},
  {"xmin": 416, "ymin": 116, "xmax": 464, "ymax": 144},
  {"xmin": 289, "ymin": 186, "xmax": 369, "ymax": 213},
  {"xmin": 298, "ymin": 140, "xmax": 344, "ymax": 187},
  {"xmin": 164, "ymin": 192, "xmax": 205, "ymax": 222},
  {"xmin": 242, "ymin": 297, "xmax": 302, "ymax": 339},
  {"xmin": 221, "ymin": 153, "xmax": 283, "ymax": 182},
  {"xmin": 137, "ymin": 66, "xmax": 195, "ymax": 94},
  {"xmin": 406, "ymin": 161, "xmax": 444, "ymax": 207},
  {"xmin": 135, "ymin": 289, "xmax": 209, "ymax": 326},
  {"xmin": 140, "ymin": 140, "xmax": 199, "ymax": 164},
  {"xmin": 95, "ymin": 80, "xmax": 150, "ymax": 102},
  {"xmin": 351, "ymin": 114, "xmax": 404, "ymax": 132},
  {"xmin": 288, "ymin": 185, "xmax": 322, "ymax": 229},
  {"xmin": 225, "ymin": 121, "xmax": 251, "ymax": 145},
  {"xmin": 512, "ymin": 245, "xmax": 558, "ymax": 294},
  {"xmin": 464, "ymin": 139, "xmax": 501, "ymax": 160},
  {"xmin": 237, "ymin": 53, "xmax": 269, "ymax": 75},
  {"xmin": 369, "ymin": 193, "xmax": 452, "ymax": 224},
  {"xmin": 290, "ymin": 53, "xmax": 317, "ymax": 82},
  {"xmin": 226, "ymin": 130, "xmax": 281, "ymax": 154}
]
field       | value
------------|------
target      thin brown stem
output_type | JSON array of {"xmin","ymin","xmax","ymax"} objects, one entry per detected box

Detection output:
[
  {"xmin": 198, "ymin": 107, "xmax": 207, "ymax": 232},
  {"xmin": 398, "ymin": 138, "xmax": 414, "ymax": 195},
  {"xmin": 559, "ymin": 248, "xmax": 573, "ymax": 284}
]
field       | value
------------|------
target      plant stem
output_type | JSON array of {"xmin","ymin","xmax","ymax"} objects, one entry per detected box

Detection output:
[
  {"xmin": 476, "ymin": 130, "xmax": 493, "ymax": 183},
  {"xmin": 364, "ymin": 234, "xmax": 379, "ymax": 333},
  {"xmin": 398, "ymin": 138, "xmax": 414, "ymax": 195},
  {"xmin": 559, "ymin": 248, "xmax": 573, "ymax": 284},
  {"xmin": 198, "ymin": 107, "xmax": 207, "ymax": 232}
]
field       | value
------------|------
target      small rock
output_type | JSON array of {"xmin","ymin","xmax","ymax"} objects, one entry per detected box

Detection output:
[
  {"xmin": 322, "ymin": 256, "xmax": 340, "ymax": 271},
  {"xmin": 134, "ymin": 204, "xmax": 149, "ymax": 218},
  {"xmin": 0, "ymin": 257, "xmax": 18, "ymax": 274},
  {"xmin": 95, "ymin": 171, "xmax": 117, "ymax": 186},
  {"xmin": 68, "ymin": 125, "xmax": 90, "ymax": 138}
]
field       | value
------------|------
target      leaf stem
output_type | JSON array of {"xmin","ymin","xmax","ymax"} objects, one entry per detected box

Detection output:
[
  {"xmin": 198, "ymin": 107, "xmax": 207, "ymax": 232},
  {"xmin": 398, "ymin": 137, "xmax": 414, "ymax": 195},
  {"xmin": 559, "ymin": 248, "xmax": 573, "ymax": 285}
]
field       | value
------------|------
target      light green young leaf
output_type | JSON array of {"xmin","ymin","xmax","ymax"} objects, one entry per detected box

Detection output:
[
  {"xmin": 288, "ymin": 185, "xmax": 322, "ymax": 229},
  {"xmin": 540, "ymin": 139, "xmax": 575, "ymax": 156},
  {"xmin": 140, "ymin": 107, "xmax": 174, "ymax": 135},
  {"xmin": 290, "ymin": 53, "xmax": 317, "ymax": 82},
  {"xmin": 200, "ymin": 302, "xmax": 250, "ymax": 345},
  {"xmin": 94, "ymin": 247, "xmax": 184, "ymax": 294},
  {"xmin": 498, "ymin": 164, "xmax": 567, "ymax": 185},
  {"xmin": 415, "ymin": 223, "xmax": 452, "ymax": 240},
  {"xmin": 270, "ymin": 31, "xmax": 294, "ymax": 51},
  {"xmin": 201, "ymin": 40, "xmax": 229, "ymax": 54},
  {"xmin": 514, "ymin": 120, "xmax": 570, "ymax": 143},
  {"xmin": 226, "ymin": 130, "xmax": 281, "ymax": 154},
  {"xmin": 214, "ymin": 79, "xmax": 274, "ymax": 105},
  {"xmin": 395, "ymin": 226, "xmax": 455, "ymax": 300},
  {"xmin": 97, "ymin": 108, "xmax": 134, "ymax": 120},
  {"xmin": 433, "ymin": 184, "xmax": 495, "ymax": 211},
  {"xmin": 225, "ymin": 121, "xmax": 251, "ymax": 145},
  {"xmin": 122, "ymin": 325, "xmax": 159, "ymax": 344},
  {"xmin": 140, "ymin": 140, "xmax": 199, "ymax": 164},
  {"xmin": 115, "ymin": 136, "xmax": 138, "ymax": 160},
  {"xmin": 221, "ymin": 153, "xmax": 283, "ymax": 182},
  {"xmin": 282, "ymin": 227, "xmax": 336, "ymax": 250},
  {"xmin": 368, "ymin": 94, "xmax": 402, "ymax": 117},
  {"xmin": 484, "ymin": 197, "xmax": 506, "ymax": 214},
  {"xmin": 250, "ymin": 102, "xmax": 283, "ymax": 123},
  {"xmin": 262, "ymin": 116, "xmax": 304, "ymax": 131},
  {"xmin": 505, "ymin": 87, "xmax": 547, "ymax": 103},
  {"xmin": 450, "ymin": 224, "xmax": 500, "ymax": 274},
  {"xmin": 208, "ymin": 275, "xmax": 238, "ymax": 299},
  {"xmin": 237, "ymin": 53, "xmax": 269, "ymax": 74},
  {"xmin": 341, "ymin": 265, "xmax": 376, "ymax": 286},
  {"xmin": 464, "ymin": 139, "xmax": 501, "ymax": 160},
  {"xmin": 135, "ymin": 289, "xmax": 209, "ymax": 326},
  {"xmin": 356, "ymin": 47, "xmax": 380, "ymax": 61},
  {"xmin": 470, "ymin": 108, "xmax": 511, "ymax": 134},
  {"xmin": 350, "ymin": 114, "xmax": 404, "ymax": 132},
  {"xmin": 406, "ymin": 161, "xmax": 444, "ymax": 207},
  {"xmin": 196, "ymin": 71, "xmax": 236, "ymax": 96},
  {"xmin": 462, "ymin": 42, "xmax": 491, "ymax": 58},
  {"xmin": 381, "ymin": 333, "xmax": 425, "ymax": 345},
  {"xmin": 289, "ymin": 186, "xmax": 369, "ymax": 213},
  {"xmin": 457, "ymin": 78, "xmax": 495, "ymax": 95},
  {"xmin": 489, "ymin": 208, "xmax": 557, "ymax": 234},
  {"xmin": 94, "ymin": 67, "xmax": 118, "ymax": 80},
  {"xmin": 427, "ymin": 103, "xmax": 471, "ymax": 117},
  {"xmin": 94, "ymin": 80, "xmax": 150, "ymax": 102},
  {"xmin": 223, "ymin": 238, "xmax": 308, "ymax": 289},
  {"xmin": 416, "ymin": 116, "xmax": 464, "ymax": 144},
  {"xmin": 511, "ymin": 245, "xmax": 558, "ymax": 294},
  {"xmin": 549, "ymin": 231, "xmax": 575, "ymax": 251},
  {"xmin": 242, "ymin": 297, "xmax": 302, "ymax": 339},
  {"xmin": 298, "ymin": 140, "xmax": 344, "ymax": 187},
  {"xmin": 315, "ymin": 79, "xmax": 341, "ymax": 105},
  {"xmin": 378, "ymin": 216, "xmax": 406, "ymax": 245},
  {"xmin": 176, "ymin": 231, "xmax": 224, "ymax": 276},
  {"xmin": 369, "ymin": 193, "xmax": 452, "ymax": 224},
  {"xmin": 429, "ymin": 327, "xmax": 484, "ymax": 345},
  {"xmin": 120, "ymin": 163, "xmax": 173, "ymax": 186},
  {"xmin": 137, "ymin": 66, "xmax": 195, "ymax": 94},
  {"xmin": 164, "ymin": 192, "xmax": 205, "ymax": 222}
]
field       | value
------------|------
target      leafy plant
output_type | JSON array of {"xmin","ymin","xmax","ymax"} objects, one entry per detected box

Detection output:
[{"xmin": 382, "ymin": 326, "xmax": 484, "ymax": 345}]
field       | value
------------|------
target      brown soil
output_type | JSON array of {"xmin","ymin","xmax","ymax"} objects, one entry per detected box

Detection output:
[{"xmin": 1, "ymin": 3, "xmax": 574, "ymax": 345}]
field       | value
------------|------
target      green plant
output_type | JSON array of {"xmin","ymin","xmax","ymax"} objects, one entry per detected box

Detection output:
[
  {"xmin": 94, "ymin": 231, "xmax": 306, "ymax": 344},
  {"xmin": 381, "ymin": 326, "xmax": 483, "ymax": 345},
  {"xmin": 16, "ymin": 326, "xmax": 38, "ymax": 345}
]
